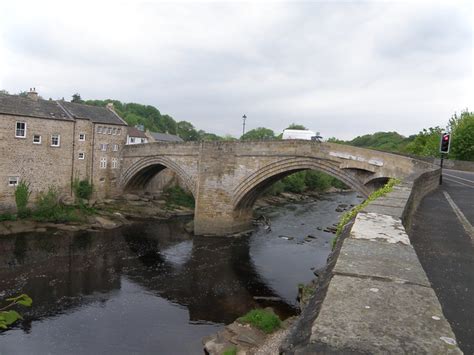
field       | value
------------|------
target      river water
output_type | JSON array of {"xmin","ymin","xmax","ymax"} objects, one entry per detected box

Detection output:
[{"xmin": 0, "ymin": 192, "xmax": 362, "ymax": 355}]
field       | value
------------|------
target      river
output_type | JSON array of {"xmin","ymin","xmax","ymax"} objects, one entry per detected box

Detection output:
[{"xmin": 0, "ymin": 191, "xmax": 362, "ymax": 355}]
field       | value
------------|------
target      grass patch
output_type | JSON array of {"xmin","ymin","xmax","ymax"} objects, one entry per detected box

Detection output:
[
  {"xmin": 163, "ymin": 186, "xmax": 195, "ymax": 209},
  {"xmin": 331, "ymin": 178, "xmax": 401, "ymax": 249},
  {"xmin": 238, "ymin": 309, "xmax": 281, "ymax": 334},
  {"xmin": 222, "ymin": 346, "xmax": 237, "ymax": 355}
]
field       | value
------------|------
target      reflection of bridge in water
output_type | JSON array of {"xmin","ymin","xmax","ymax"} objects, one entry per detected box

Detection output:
[{"xmin": 0, "ymin": 219, "xmax": 296, "ymax": 328}]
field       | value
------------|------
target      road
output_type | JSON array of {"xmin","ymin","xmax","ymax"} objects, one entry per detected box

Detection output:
[{"xmin": 410, "ymin": 169, "xmax": 474, "ymax": 354}]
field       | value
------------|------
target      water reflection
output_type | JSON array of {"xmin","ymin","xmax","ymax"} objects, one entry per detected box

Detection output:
[{"xmin": 0, "ymin": 191, "xmax": 362, "ymax": 354}]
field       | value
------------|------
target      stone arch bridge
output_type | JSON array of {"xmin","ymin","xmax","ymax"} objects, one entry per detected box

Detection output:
[{"xmin": 120, "ymin": 141, "xmax": 432, "ymax": 236}]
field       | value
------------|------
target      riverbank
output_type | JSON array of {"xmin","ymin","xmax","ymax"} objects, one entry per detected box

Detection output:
[
  {"xmin": 0, "ymin": 188, "xmax": 351, "ymax": 237},
  {"xmin": 0, "ymin": 193, "xmax": 193, "ymax": 236}
]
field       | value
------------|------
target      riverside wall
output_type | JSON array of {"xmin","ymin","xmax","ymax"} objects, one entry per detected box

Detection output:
[{"xmin": 281, "ymin": 166, "xmax": 463, "ymax": 354}]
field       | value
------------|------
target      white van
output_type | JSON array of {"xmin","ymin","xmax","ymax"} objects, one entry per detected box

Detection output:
[{"xmin": 282, "ymin": 129, "xmax": 317, "ymax": 140}]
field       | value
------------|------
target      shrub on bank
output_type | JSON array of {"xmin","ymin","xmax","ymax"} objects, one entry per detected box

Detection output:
[
  {"xmin": 32, "ymin": 187, "xmax": 80, "ymax": 223},
  {"xmin": 163, "ymin": 186, "xmax": 195, "ymax": 209},
  {"xmin": 14, "ymin": 180, "xmax": 31, "ymax": 218},
  {"xmin": 73, "ymin": 179, "xmax": 93, "ymax": 201}
]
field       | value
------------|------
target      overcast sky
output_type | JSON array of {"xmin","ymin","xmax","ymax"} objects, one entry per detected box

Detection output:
[{"xmin": 0, "ymin": 0, "xmax": 472, "ymax": 139}]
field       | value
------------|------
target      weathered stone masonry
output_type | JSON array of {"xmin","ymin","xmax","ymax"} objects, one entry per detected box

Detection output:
[
  {"xmin": 0, "ymin": 92, "xmax": 128, "ymax": 210},
  {"xmin": 121, "ymin": 140, "xmax": 434, "ymax": 236}
]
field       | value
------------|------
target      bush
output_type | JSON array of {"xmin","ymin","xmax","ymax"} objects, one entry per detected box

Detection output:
[
  {"xmin": 238, "ymin": 309, "xmax": 281, "ymax": 334},
  {"xmin": 33, "ymin": 187, "xmax": 79, "ymax": 222},
  {"xmin": 164, "ymin": 186, "xmax": 195, "ymax": 208},
  {"xmin": 73, "ymin": 179, "xmax": 93, "ymax": 200},
  {"xmin": 304, "ymin": 171, "xmax": 332, "ymax": 191},
  {"xmin": 14, "ymin": 180, "xmax": 31, "ymax": 218},
  {"xmin": 281, "ymin": 172, "xmax": 306, "ymax": 193}
]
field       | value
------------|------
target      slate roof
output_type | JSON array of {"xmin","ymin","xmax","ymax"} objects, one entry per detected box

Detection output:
[
  {"xmin": 0, "ymin": 93, "xmax": 73, "ymax": 121},
  {"xmin": 0, "ymin": 93, "xmax": 128, "ymax": 126},
  {"xmin": 150, "ymin": 132, "xmax": 184, "ymax": 142},
  {"xmin": 128, "ymin": 126, "xmax": 148, "ymax": 138},
  {"xmin": 61, "ymin": 101, "xmax": 127, "ymax": 126}
]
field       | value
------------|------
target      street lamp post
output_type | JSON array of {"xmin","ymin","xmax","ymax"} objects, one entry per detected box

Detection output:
[{"xmin": 242, "ymin": 114, "xmax": 247, "ymax": 137}]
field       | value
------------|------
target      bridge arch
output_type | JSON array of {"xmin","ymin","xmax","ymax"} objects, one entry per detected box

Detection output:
[
  {"xmin": 120, "ymin": 156, "xmax": 196, "ymax": 197},
  {"xmin": 233, "ymin": 157, "xmax": 372, "ymax": 211}
]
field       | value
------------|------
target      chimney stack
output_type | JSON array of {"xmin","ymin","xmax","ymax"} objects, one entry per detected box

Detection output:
[
  {"xmin": 27, "ymin": 87, "xmax": 39, "ymax": 101},
  {"xmin": 106, "ymin": 102, "xmax": 114, "ymax": 111}
]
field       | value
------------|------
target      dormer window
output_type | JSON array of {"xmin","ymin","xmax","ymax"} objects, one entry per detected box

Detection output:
[
  {"xmin": 15, "ymin": 122, "xmax": 26, "ymax": 138},
  {"xmin": 79, "ymin": 133, "xmax": 86, "ymax": 141}
]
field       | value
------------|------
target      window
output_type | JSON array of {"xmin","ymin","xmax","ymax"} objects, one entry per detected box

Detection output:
[
  {"xmin": 97, "ymin": 126, "xmax": 103, "ymax": 134},
  {"xmin": 51, "ymin": 134, "xmax": 60, "ymax": 147},
  {"xmin": 79, "ymin": 133, "xmax": 86, "ymax": 141},
  {"xmin": 33, "ymin": 135, "xmax": 41, "ymax": 144},
  {"xmin": 113, "ymin": 144, "xmax": 119, "ymax": 151},
  {"xmin": 117, "ymin": 128, "xmax": 121, "ymax": 135},
  {"xmin": 107, "ymin": 127, "xmax": 112, "ymax": 135},
  {"xmin": 100, "ymin": 157, "xmax": 107, "ymax": 169},
  {"xmin": 112, "ymin": 128, "xmax": 117, "ymax": 135},
  {"xmin": 130, "ymin": 137, "xmax": 135, "ymax": 143},
  {"xmin": 15, "ymin": 122, "xmax": 26, "ymax": 138},
  {"xmin": 141, "ymin": 138, "xmax": 146, "ymax": 143},
  {"xmin": 8, "ymin": 176, "xmax": 19, "ymax": 187},
  {"xmin": 112, "ymin": 158, "xmax": 118, "ymax": 169},
  {"xmin": 78, "ymin": 152, "xmax": 85, "ymax": 160},
  {"xmin": 99, "ymin": 143, "xmax": 108, "ymax": 151}
]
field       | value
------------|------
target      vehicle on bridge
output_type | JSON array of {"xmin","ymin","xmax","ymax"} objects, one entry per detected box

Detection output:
[{"xmin": 282, "ymin": 129, "xmax": 320, "ymax": 141}]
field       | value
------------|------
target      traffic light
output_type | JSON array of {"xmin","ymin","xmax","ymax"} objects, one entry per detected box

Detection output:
[{"xmin": 440, "ymin": 133, "xmax": 451, "ymax": 153}]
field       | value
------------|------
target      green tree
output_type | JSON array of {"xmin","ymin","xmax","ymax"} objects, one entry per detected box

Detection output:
[
  {"xmin": 241, "ymin": 127, "xmax": 275, "ymax": 140},
  {"xmin": 404, "ymin": 127, "xmax": 443, "ymax": 157},
  {"xmin": 286, "ymin": 123, "xmax": 307, "ymax": 130},
  {"xmin": 71, "ymin": 93, "xmax": 84, "ymax": 103},
  {"xmin": 177, "ymin": 121, "xmax": 200, "ymax": 141},
  {"xmin": 450, "ymin": 110, "xmax": 474, "ymax": 161}
]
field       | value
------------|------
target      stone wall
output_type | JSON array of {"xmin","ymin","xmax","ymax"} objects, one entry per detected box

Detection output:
[
  {"xmin": 0, "ymin": 113, "xmax": 75, "ymax": 211},
  {"xmin": 280, "ymin": 167, "xmax": 462, "ymax": 353},
  {"xmin": 91, "ymin": 123, "xmax": 128, "ymax": 199}
]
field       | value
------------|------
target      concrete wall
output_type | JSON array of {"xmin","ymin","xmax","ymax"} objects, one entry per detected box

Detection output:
[{"xmin": 281, "ymin": 167, "xmax": 462, "ymax": 353}]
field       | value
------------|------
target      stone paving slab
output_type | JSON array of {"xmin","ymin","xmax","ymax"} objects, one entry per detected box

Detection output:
[
  {"xmin": 350, "ymin": 212, "xmax": 410, "ymax": 245},
  {"xmin": 334, "ymin": 239, "xmax": 431, "ymax": 286},
  {"xmin": 309, "ymin": 275, "xmax": 462, "ymax": 354},
  {"xmin": 362, "ymin": 204, "xmax": 404, "ymax": 218},
  {"xmin": 368, "ymin": 197, "xmax": 407, "ymax": 208}
]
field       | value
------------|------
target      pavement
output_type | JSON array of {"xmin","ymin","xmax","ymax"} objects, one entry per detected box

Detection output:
[{"xmin": 410, "ymin": 168, "xmax": 474, "ymax": 355}]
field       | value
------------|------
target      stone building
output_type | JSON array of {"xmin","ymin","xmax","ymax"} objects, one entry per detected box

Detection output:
[{"xmin": 0, "ymin": 89, "xmax": 128, "ymax": 210}]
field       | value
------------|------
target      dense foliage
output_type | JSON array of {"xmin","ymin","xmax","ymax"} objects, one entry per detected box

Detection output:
[
  {"xmin": 73, "ymin": 179, "xmax": 93, "ymax": 200},
  {"xmin": 14, "ymin": 180, "xmax": 31, "ymax": 218},
  {"xmin": 163, "ymin": 186, "xmax": 195, "ymax": 209},
  {"xmin": 265, "ymin": 171, "xmax": 347, "ymax": 196},
  {"xmin": 241, "ymin": 127, "xmax": 276, "ymax": 141}
]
